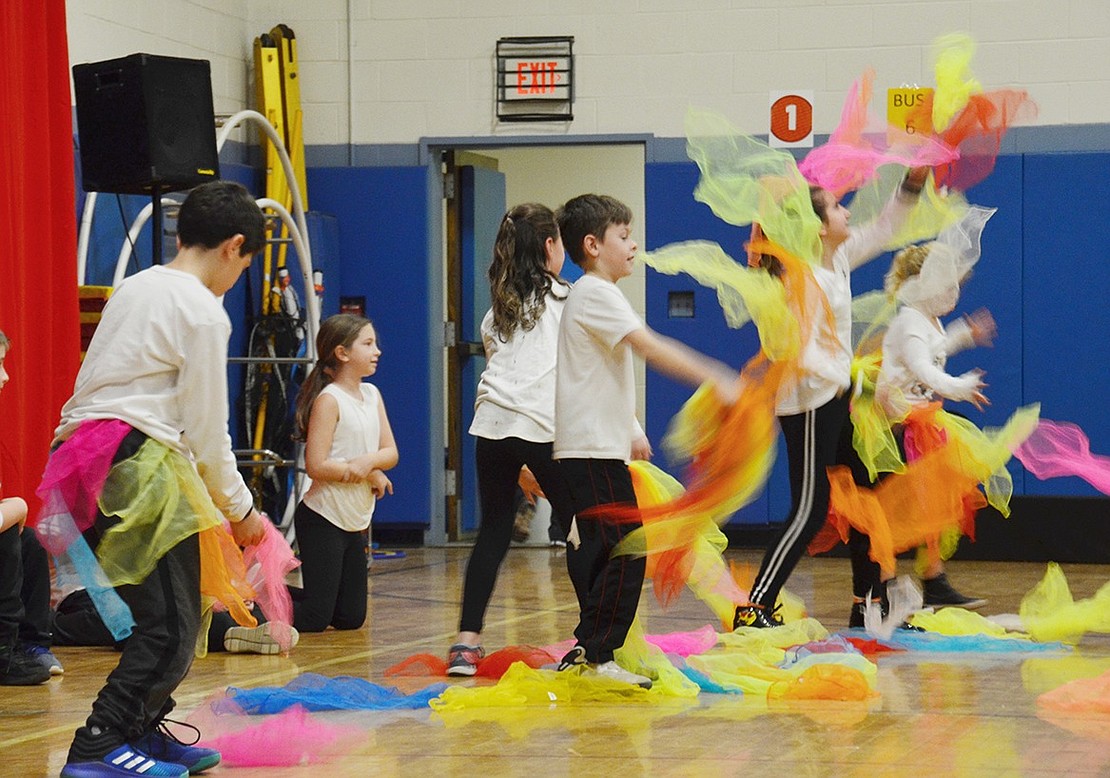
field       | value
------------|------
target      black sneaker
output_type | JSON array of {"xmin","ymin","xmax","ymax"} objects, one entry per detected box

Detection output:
[
  {"xmin": 733, "ymin": 603, "xmax": 784, "ymax": 630},
  {"xmin": 0, "ymin": 644, "xmax": 50, "ymax": 685},
  {"xmin": 922, "ymin": 573, "xmax": 987, "ymax": 610},
  {"xmin": 556, "ymin": 645, "xmax": 587, "ymax": 671}
]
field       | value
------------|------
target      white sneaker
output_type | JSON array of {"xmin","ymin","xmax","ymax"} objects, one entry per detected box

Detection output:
[
  {"xmin": 223, "ymin": 622, "xmax": 299, "ymax": 654},
  {"xmin": 592, "ymin": 661, "xmax": 652, "ymax": 689}
]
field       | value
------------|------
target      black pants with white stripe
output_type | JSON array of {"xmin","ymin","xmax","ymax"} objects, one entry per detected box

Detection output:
[
  {"xmin": 559, "ymin": 458, "xmax": 644, "ymax": 665},
  {"xmin": 749, "ymin": 392, "xmax": 882, "ymax": 610}
]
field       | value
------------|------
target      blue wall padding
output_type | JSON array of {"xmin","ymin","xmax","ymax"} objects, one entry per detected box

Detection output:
[
  {"xmin": 644, "ymin": 161, "xmax": 774, "ymax": 524},
  {"xmin": 306, "ymin": 166, "xmax": 433, "ymax": 526},
  {"xmin": 1022, "ymin": 152, "xmax": 1110, "ymax": 496}
]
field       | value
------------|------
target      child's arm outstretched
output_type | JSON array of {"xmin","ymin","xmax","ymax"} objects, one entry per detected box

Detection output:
[
  {"xmin": 901, "ymin": 331, "xmax": 989, "ymax": 410},
  {"xmin": 624, "ymin": 327, "xmax": 740, "ymax": 402}
]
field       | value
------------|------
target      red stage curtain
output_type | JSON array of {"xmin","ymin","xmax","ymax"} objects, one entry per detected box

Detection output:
[{"xmin": 0, "ymin": 2, "xmax": 79, "ymax": 510}]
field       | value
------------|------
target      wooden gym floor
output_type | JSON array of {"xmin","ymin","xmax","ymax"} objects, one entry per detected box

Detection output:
[{"xmin": 2, "ymin": 547, "xmax": 1109, "ymax": 777}]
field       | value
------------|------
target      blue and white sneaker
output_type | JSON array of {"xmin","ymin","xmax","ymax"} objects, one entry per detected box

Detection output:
[
  {"xmin": 60, "ymin": 744, "xmax": 189, "ymax": 777},
  {"xmin": 133, "ymin": 723, "xmax": 221, "ymax": 775},
  {"xmin": 23, "ymin": 644, "xmax": 64, "ymax": 675}
]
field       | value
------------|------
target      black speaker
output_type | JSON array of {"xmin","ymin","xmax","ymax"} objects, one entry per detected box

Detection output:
[{"xmin": 73, "ymin": 53, "xmax": 220, "ymax": 194}]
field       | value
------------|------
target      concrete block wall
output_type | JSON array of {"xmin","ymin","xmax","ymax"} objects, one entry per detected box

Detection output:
[{"xmin": 66, "ymin": 1, "xmax": 1110, "ymax": 147}]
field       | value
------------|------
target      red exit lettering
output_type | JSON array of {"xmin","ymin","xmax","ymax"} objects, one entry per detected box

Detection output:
[{"xmin": 516, "ymin": 61, "xmax": 560, "ymax": 94}]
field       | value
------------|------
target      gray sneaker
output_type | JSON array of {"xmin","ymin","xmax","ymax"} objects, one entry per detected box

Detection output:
[
  {"xmin": 446, "ymin": 643, "xmax": 484, "ymax": 676},
  {"xmin": 223, "ymin": 622, "xmax": 299, "ymax": 654},
  {"xmin": 592, "ymin": 661, "xmax": 652, "ymax": 689}
]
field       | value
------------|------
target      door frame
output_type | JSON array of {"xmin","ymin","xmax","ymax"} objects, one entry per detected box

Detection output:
[{"xmin": 420, "ymin": 134, "xmax": 651, "ymax": 546}]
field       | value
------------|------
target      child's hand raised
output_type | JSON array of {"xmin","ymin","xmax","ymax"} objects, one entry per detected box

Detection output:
[
  {"xmin": 966, "ymin": 309, "xmax": 996, "ymax": 347},
  {"xmin": 968, "ymin": 369, "xmax": 990, "ymax": 411},
  {"xmin": 368, "ymin": 470, "xmax": 393, "ymax": 499}
]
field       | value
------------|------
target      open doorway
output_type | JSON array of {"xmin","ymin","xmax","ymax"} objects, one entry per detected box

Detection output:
[{"xmin": 437, "ymin": 143, "xmax": 646, "ymax": 543}]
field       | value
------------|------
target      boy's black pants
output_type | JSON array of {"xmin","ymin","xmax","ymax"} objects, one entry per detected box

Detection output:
[
  {"xmin": 559, "ymin": 458, "xmax": 644, "ymax": 665},
  {"xmin": 68, "ymin": 429, "xmax": 201, "ymax": 761}
]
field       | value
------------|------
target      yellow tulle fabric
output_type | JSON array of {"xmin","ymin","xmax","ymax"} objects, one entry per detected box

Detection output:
[
  {"xmin": 97, "ymin": 439, "xmax": 257, "ymax": 638},
  {"xmin": 685, "ymin": 108, "xmax": 822, "ymax": 265},
  {"xmin": 623, "ymin": 461, "xmax": 745, "ymax": 625},
  {"xmin": 1019, "ymin": 562, "xmax": 1110, "ymax": 644},
  {"xmin": 767, "ymin": 663, "xmax": 878, "ymax": 702},
  {"xmin": 908, "ymin": 608, "xmax": 1014, "ymax": 637},
  {"xmin": 640, "ymin": 241, "xmax": 796, "ymax": 359},
  {"xmin": 931, "ymin": 33, "xmax": 982, "ymax": 132},
  {"xmin": 849, "ymin": 352, "xmax": 905, "ymax": 481},
  {"xmin": 845, "ymin": 165, "xmax": 969, "ymax": 252}
]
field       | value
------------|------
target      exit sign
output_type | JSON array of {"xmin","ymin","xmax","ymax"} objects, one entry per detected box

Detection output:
[
  {"xmin": 501, "ymin": 57, "xmax": 571, "ymax": 100},
  {"xmin": 496, "ymin": 36, "xmax": 574, "ymax": 122}
]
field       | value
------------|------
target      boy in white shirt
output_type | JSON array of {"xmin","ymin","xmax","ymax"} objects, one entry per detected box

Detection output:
[
  {"xmin": 553, "ymin": 194, "xmax": 738, "ymax": 688},
  {"xmin": 44, "ymin": 181, "xmax": 268, "ymax": 778}
]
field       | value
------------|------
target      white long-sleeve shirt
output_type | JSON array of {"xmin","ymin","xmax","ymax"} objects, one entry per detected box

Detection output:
[
  {"xmin": 56, "ymin": 265, "xmax": 254, "ymax": 522},
  {"xmin": 775, "ymin": 192, "xmax": 915, "ymax": 416},
  {"xmin": 879, "ymin": 305, "xmax": 979, "ymax": 410}
]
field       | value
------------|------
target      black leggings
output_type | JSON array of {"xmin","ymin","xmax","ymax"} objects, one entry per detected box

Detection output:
[
  {"xmin": 292, "ymin": 502, "xmax": 368, "ymax": 632},
  {"xmin": 749, "ymin": 392, "xmax": 881, "ymax": 609},
  {"xmin": 458, "ymin": 436, "xmax": 576, "ymax": 634}
]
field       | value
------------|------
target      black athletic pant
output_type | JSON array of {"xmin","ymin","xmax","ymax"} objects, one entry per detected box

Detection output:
[
  {"xmin": 458, "ymin": 436, "xmax": 578, "ymax": 634},
  {"xmin": 19, "ymin": 529, "xmax": 53, "ymax": 647},
  {"xmin": 70, "ymin": 429, "xmax": 202, "ymax": 761},
  {"xmin": 292, "ymin": 502, "xmax": 368, "ymax": 632},
  {"xmin": 749, "ymin": 392, "xmax": 882, "ymax": 610},
  {"xmin": 0, "ymin": 522, "xmax": 57, "ymax": 651},
  {"xmin": 0, "ymin": 524, "xmax": 24, "ymax": 650},
  {"xmin": 559, "ymin": 458, "xmax": 644, "ymax": 665}
]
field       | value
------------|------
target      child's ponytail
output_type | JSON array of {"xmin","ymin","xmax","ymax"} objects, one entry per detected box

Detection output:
[{"xmin": 488, "ymin": 203, "xmax": 560, "ymax": 341}]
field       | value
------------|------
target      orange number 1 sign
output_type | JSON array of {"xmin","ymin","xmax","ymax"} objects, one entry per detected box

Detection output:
[{"xmin": 769, "ymin": 90, "xmax": 814, "ymax": 148}]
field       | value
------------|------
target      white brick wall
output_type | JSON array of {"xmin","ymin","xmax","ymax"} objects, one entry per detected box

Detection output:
[{"xmin": 66, "ymin": 0, "xmax": 1110, "ymax": 146}]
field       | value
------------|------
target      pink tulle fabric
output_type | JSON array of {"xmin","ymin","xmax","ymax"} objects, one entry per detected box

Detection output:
[
  {"xmin": 798, "ymin": 68, "xmax": 958, "ymax": 197},
  {"xmin": 644, "ymin": 625, "xmax": 719, "ymax": 657},
  {"xmin": 196, "ymin": 703, "xmax": 362, "ymax": 767},
  {"xmin": 1015, "ymin": 419, "xmax": 1110, "ymax": 495},
  {"xmin": 239, "ymin": 518, "xmax": 300, "ymax": 650},
  {"xmin": 32, "ymin": 419, "xmax": 131, "ymax": 549}
]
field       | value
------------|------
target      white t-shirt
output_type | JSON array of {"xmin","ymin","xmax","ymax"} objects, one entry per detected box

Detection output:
[
  {"xmin": 554, "ymin": 274, "xmax": 643, "ymax": 462},
  {"xmin": 56, "ymin": 265, "xmax": 253, "ymax": 522},
  {"xmin": 303, "ymin": 382, "xmax": 383, "ymax": 532},
  {"xmin": 469, "ymin": 280, "xmax": 569, "ymax": 442},
  {"xmin": 775, "ymin": 193, "xmax": 914, "ymax": 416},
  {"xmin": 879, "ymin": 305, "xmax": 977, "ymax": 412}
]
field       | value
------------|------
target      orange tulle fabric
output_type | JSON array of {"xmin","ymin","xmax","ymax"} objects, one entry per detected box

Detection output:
[
  {"xmin": 596, "ymin": 241, "xmax": 829, "ymax": 614},
  {"xmin": 821, "ymin": 404, "xmax": 1038, "ymax": 574}
]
